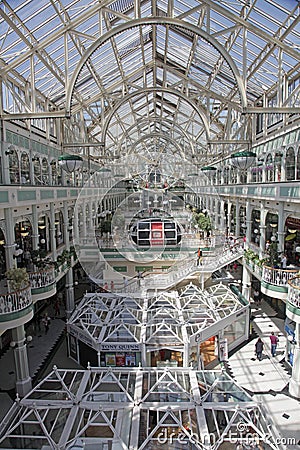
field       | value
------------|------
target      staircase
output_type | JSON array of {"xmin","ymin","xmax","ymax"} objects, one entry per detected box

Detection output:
[{"xmin": 117, "ymin": 244, "xmax": 245, "ymax": 293}]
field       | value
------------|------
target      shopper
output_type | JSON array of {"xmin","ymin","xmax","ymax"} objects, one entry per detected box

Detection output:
[
  {"xmin": 42, "ymin": 313, "xmax": 51, "ymax": 334},
  {"xmin": 270, "ymin": 332, "xmax": 279, "ymax": 357},
  {"xmin": 196, "ymin": 247, "xmax": 202, "ymax": 266},
  {"xmin": 281, "ymin": 253, "xmax": 287, "ymax": 269},
  {"xmin": 255, "ymin": 338, "xmax": 264, "ymax": 361},
  {"xmin": 253, "ymin": 289, "xmax": 261, "ymax": 306},
  {"xmin": 137, "ymin": 270, "xmax": 142, "ymax": 287}
]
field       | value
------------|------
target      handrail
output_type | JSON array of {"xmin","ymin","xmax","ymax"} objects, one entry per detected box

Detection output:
[
  {"xmin": 28, "ymin": 266, "xmax": 56, "ymax": 289},
  {"xmin": 113, "ymin": 243, "xmax": 245, "ymax": 292},
  {"xmin": 287, "ymin": 275, "xmax": 300, "ymax": 309},
  {"xmin": 262, "ymin": 265, "xmax": 299, "ymax": 286},
  {"xmin": 0, "ymin": 285, "xmax": 32, "ymax": 315}
]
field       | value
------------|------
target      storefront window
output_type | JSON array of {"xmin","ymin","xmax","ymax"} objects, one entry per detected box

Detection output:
[
  {"xmin": 265, "ymin": 154, "xmax": 274, "ymax": 182},
  {"xmin": 42, "ymin": 158, "xmax": 49, "ymax": 185},
  {"xmin": 223, "ymin": 316, "xmax": 246, "ymax": 345},
  {"xmin": 33, "ymin": 157, "xmax": 42, "ymax": 185},
  {"xmin": 286, "ymin": 147, "xmax": 296, "ymax": 181},
  {"xmin": 9, "ymin": 150, "xmax": 20, "ymax": 184},
  {"xmin": 20, "ymin": 152, "xmax": 30, "ymax": 184}
]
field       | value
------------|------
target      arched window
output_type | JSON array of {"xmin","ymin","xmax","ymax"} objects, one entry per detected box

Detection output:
[
  {"xmin": 20, "ymin": 152, "xmax": 30, "ymax": 184},
  {"xmin": 265, "ymin": 154, "xmax": 274, "ymax": 182},
  {"xmin": 230, "ymin": 167, "xmax": 237, "ymax": 184},
  {"xmin": 50, "ymin": 161, "xmax": 58, "ymax": 185},
  {"xmin": 42, "ymin": 158, "xmax": 49, "ymax": 185},
  {"xmin": 33, "ymin": 157, "xmax": 42, "ymax": 185},
  {"xmin": 9, "ymin": 149, "xmax": 20, "ymax": 184},
  {"xmin": 224, "ymin": 167, "xmax": 230, "ymax": 184},
  {"xmin": 297, "ymin": 147, "xmax": 300, "ymax": 180},
  {"xmin": 286, "ymin": 147, "xmax": 296, "ymax": 181}
]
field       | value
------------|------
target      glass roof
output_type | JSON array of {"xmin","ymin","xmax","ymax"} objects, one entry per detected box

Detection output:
[
  {"xmin": 0, "ymin": 0, "xmax": 299, "ymax": 166},
  {"xmin": 0, "ymin": 367, "xmax": 285, "ymax": 450}
]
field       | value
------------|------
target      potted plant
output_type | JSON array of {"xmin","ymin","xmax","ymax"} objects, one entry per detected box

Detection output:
[{"xmin": 5, "ymin": 267, "xmax": 30, "ymax": 291}]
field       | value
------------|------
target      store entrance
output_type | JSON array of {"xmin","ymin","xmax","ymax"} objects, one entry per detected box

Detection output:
[
  {"xmin": 151, "ymin": 349, "xmax": 183, "ymax": 367},
  {"xmin": 200, "ymin": 336, "xmax": 217, "ymax": 367}
]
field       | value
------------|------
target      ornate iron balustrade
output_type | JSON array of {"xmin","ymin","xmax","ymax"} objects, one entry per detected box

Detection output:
[
  {"xmin": 28, "ymin": 266, "xmax": 56, "ymax": 289},
  {"xmin": 262, "ymin": 265, "xmax": 299, "ymax": 286},
  {"xmin": 0, "ymin": 285, "xmax": 32, "ymax": 315}
]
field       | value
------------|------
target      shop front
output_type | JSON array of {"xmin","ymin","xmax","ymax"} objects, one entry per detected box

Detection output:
[{"xmin": 284, "ymin": 216, "xmax": 300, "ymax": 266}]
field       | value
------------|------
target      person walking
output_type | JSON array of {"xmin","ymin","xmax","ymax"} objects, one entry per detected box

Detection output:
[
  {"xmin": 42, "ymin": 313, "xmax": 51, "ymax": 334},
  {"xmin": 137, "ymin": 270, "xmax": 142, "ymax": 288},
  {"xmin": 255, "ymin": 337, "xmax": 264, "ymax": 361},
  {"xmin": 110, "ymin": 280, "xmax": 114, "ymax": 292},
  {"xmin": 196, "ymin": 247, "xmax": 202, "ymax": 266},
  {"xmin": 270, "ymin": 332, "xmax": 279, "ymax": 357},
  {"xmin": 253, "ymin": 289, "xmax": 260, "ymax": 306},
  {"xmin": 123, "ymin": 276, "xmax": 128, "ymax": 292}
]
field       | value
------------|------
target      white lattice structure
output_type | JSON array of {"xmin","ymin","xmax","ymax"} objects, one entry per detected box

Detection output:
[
  {"xmin": 67, "ymin": 283, "xmax": 249, "ymax": 368},
  {"xmin": 0, "ymin": 367, "xmax": 285, "ymax": 450}
]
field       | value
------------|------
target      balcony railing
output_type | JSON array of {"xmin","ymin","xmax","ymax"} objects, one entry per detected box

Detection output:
[
  {"xmin": 262, "ymin": 265, "xmax": 299, "ymax": 286},
  {"xmin": 287, "ymin": 276, "xmax": 300, "ymax": 308},
  {"xmin": 28, "ymin": 266, "xmax": 56, "ymax": 289},
  {"xmin": 0, "ymin": 285, "xmax": 32, "ymax": 315}
]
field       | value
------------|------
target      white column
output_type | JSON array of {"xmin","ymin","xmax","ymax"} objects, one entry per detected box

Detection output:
[
  {"xmin": 289, "ymin": 322, "xmax": 300, "ymax": 398},
  {"xmin": 49, "ymin": 203, "xmax": 57, "ymax": 260},
  {"xmin": 235, "ymin": 200, "xmax": 240, "ymax": 237},
  {"xmin": 31, "ymin": 205, "xmax": 39, "ymax": 251},
  {"xmin": 4, "ymin": 208, "xmax": 16, "ymax": 269},
  {"xmin": 242, "ymin": 266, "xmax": 251, "ymax": 302},
  {"xmin": 63, "ymin": 202, "xmax": 70, "ymax": 250},
  {"xmin": 245, "ymin": 201, "xmax": 252, "ymax": 250},
  {"xmin": 277, "ymin": 202, "xmax": 285, "ymax": 254},
  {"xmin": 12, "ymin": 325, "xmax": 32, "ymax": 397},
  {"xmin": 65, "ymin": 269, "xmax": 75, "ymax": 318}
]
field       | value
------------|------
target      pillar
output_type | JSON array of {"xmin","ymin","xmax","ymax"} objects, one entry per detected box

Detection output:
[
  {"xmin": 259, "ymin": 226, "xmax": 266, "ymax": 259},
  {"xmin": 235, "ymin": 200, "xmax": 240, "ymax": 237},
  {"xmin": 12, "ymin": 325, "xmax": 32, "ymax": 397},
  {"xmin": 4, "ymin": 208, "xmax": 16, "ymax": 269},
  {"xmin": 277, "ymin": 202, "xmax": 285, "ymax": 254},
  {"xmin": 242, "ymin": 266, "xmax": 251, "ymax": 302},
  {"xmin": 49, "ymin": 203, "xmax": 57, "ymax": 260},
  {"xmin": 31, "ymin": 205, "xmax": 39, "ymax": 251},
  {"xmin": 65, "ymin": 268, "xmax": 75, "ymax": 318},
  {"xmin": 289, "ymin": 323, "xmax": 300, "ymax": 398},
  {"xmin": 63, "ymin": 202, "xmax": 70, "ymax": 250},
  {"xmin": 245, "ymin": 201, "xmax": 252, "ymax": 250}
]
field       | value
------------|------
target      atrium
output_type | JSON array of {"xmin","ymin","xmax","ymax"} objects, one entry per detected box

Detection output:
[{"xmin": 0, "ymin": 0, "xmax": 300, "ymax": 449}]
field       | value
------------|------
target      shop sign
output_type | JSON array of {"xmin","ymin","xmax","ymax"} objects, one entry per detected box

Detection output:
[
  {"xmin": 100, "ymin": 343, "xmax": 141, "ymax": 351},
  {"xmin": 218, "ymin": 338, "xmax": 228, "ymax": 362},
  {"xmin": 68, "ymin": 327, "xmax": 94, "ymax": 347},
  {"xmin": 285, "ymin": 216, "xmax": 300, "ymax": 230}
]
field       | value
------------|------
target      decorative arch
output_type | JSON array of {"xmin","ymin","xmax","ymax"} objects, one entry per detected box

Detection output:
[{"xmin": 65, "ymin": 18, "xmax": 247, "ymax": 137}]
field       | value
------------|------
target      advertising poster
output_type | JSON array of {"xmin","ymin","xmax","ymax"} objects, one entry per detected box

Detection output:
[
  {"xmin": 116, "ymin": 353, "xmax": 126, "ymax": 366},
  {"xmin": 218, "ymin": 338, "xmax": 228, "ymax": 362},
  {"xmin": 125, "ymin": 352, "xmax": 136, "ymax": 366},
  {"xmin": 151, "ymin": 222, "xmax": 163, "ymax": 245},
  {"xmin": 105, "ymin": 353, "xmax": 116, "ymax": 366}
]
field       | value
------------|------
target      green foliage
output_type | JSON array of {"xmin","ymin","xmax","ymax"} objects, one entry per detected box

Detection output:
[
  {"xmin": 244, "ymin": 249, "xmax": 257, "ymax": 261},
  {"xmin": 193, "ymin": 212, "xmax": 211, "ymax": 233},
  {"xmin": 267, "ymin": 241, "xmax": 280, "ymax": 267},
  {"xmin": 5, "ymin": 267, "xmax": 29, "ymax": 291},
  {"xmin": 31, "ymin": 249, "xmax": 54, "ymax": 269}
]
